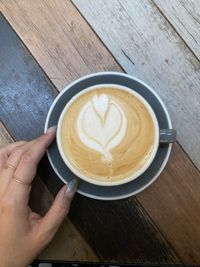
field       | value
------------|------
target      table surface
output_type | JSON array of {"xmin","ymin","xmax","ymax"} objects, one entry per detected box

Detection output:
[{"xmin": 0, "ymin": 0, "xmax": 200, "ymax": 265}]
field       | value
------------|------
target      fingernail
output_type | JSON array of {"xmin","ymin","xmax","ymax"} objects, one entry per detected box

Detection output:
[
  {"xmin": 66, "ymin": 178, "xmax": 79, "ymax": 197},
  {"xmin": 45, "ymin": 126, "xmax": 57, "ymax": 134}
]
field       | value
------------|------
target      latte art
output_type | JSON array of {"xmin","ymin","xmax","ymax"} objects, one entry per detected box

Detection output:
[
  {"xmin": 77, "ymin": 94, "xmax": 127, "ymax": 162},
  {"xmin": 59, "ymin": 86, "xmax": 156, "ymax": 183}
]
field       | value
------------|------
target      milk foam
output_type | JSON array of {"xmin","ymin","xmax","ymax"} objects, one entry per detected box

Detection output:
[
  {"xmin": 77, "ymin": 94, "xmax": 127, "ymax": 162},
  {"xmin": 60, "ymin": 87, "xmax": 156, "ymax": 183}
]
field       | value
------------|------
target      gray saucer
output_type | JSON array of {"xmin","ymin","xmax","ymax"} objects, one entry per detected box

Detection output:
[{"xmin": 45, "ymin": 72, "xmax": 172, "ymax": 200}]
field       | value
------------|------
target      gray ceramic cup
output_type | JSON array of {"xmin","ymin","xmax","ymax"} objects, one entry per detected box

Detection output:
[
  {"xmin": 45, "ymin": 72, "xmax": 176, "ymax": 200},
  {"xmin": 56, "ymin": 83, "xmax": 175, "ymax": 187}
]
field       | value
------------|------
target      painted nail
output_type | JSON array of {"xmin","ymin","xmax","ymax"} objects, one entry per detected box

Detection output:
[
  {"xmin": 66, "ymin": 178, "xmax": 79, "ymax": 197},
  {"xmin": 45, "ymin": 126, "xmax": 57, "ymax": 134}
]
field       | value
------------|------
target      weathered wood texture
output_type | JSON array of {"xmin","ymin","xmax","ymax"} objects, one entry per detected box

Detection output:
[
  {"xmin": 0, "ymin": 0, "xmax": 200, "ymax": 264},
  {"xmin": 138, "ymin": 143, "xmax": 200, "ymax": 264},
  {"xmin": 0, "ymin": 122, "xmax": 98, "ymax": 261},
  {"xmin": 70, "ymin": 194, "xmax": 179, "ymax": 264},
  {"xmin": 153, "ymin": 0, "xmax": 200, "ymax": 60},
  {"xmin": 0, "ymin": 0, "xmax": 120, "ymax": 91},
  {"xmin": 73, "ymin": 0, "xmax": 200, "ymax": 171},
  {"xmin": 0, "ymin": 13, "xmax": 179, "ymax": 263},
  {"xmin": 0, "ymin": 123, "xmax": 13, "ymax": 146},
  {"xmin": 0, "ymin": 12, "xmax": 57, "ymax": 140}
]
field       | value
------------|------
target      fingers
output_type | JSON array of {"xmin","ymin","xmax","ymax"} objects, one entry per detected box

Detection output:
[
  {"xmin": 13, "ymin": 127, "xmax": 56, "ymax": 186},
  {"xmin": 0, "ymin": 141, "xmax": 29, "ymax": 195},
  {"xmin": 38, "ymin": 179, "xmax": 78, "ymax": 244},
  {"xmin": 8, "ymin": 128, "xmax": 56, "ymax": 202},
  {"xmin": 0, "ymin": 141, "xmax": 26, "ymax": 170},
  {"xmin": 0, "ymin": 141, "xmax": 26, "ymax": 155},
  {"xmin": 0, "ymin": 141, "xmax": 34, "ymax": 195}
]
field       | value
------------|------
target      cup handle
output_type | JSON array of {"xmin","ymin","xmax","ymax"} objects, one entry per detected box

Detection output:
[{"xmin": 159, "ymin": 129, "xmax": 176, "ymax": 143}]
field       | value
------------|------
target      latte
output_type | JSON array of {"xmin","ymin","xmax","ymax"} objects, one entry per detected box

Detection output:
[{"xmin": 58, "ymin": 85, "xmax": 158, "ymax": 184}]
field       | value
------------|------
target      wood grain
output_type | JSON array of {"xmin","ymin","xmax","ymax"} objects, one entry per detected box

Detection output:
[
  {"xmin": 0, "ymin": 123, "xmax": 13, "ymax": 146},
  {"xmin": 0, "ymin": 0, "xmax": 200, "ymax": 263},
  {"xmin": 70, "ymin": 195, "xmax": 179, "ymax": 263},
  {"xmin": 138, "ymin": 143, "xmax": 200, "ymax": 264},
  {"xmin": 0, "ymin": 13, "xmax": 57, "ymax": 140},
  {"xmin": 0, "ymin": 13, "xmax": 178, "ymax": 263},
  {"xmin": 0, "ymin": 0, "xmax": 120, "ymax": 91},
  {"xmin": 153, "ymin": 0, "xmax": 200, "ymax": 60},
  {"xmin": 0, "ymin": 121, "xmax": 98, "ymax": 261},
  {"xmin": 72, "ymin": 0, "xmax": 200, "ymax": 171}
]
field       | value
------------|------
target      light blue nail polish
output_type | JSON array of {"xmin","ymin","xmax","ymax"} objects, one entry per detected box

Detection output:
[{"xmin": 66, "ymin": 178, "xmax": 79, "ymax": 196}]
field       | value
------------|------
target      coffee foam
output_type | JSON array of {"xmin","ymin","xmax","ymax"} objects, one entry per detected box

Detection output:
[
  {"xmin": 77, "ymin": 94, "xmax": 127, "ymax": 162},
  {"xmin": 60, "ymin": 87, "xmax": 156, "ymax": 183}
]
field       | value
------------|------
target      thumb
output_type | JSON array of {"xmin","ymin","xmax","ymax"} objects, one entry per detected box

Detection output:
[{"xmin": 39, "ymin": 179, "xmax": 78, "ymax": 242}]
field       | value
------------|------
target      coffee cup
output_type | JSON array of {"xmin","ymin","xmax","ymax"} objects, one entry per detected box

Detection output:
[{"xmin": 56, "ymin": 83, "xmax": 176, "ymax": 186}]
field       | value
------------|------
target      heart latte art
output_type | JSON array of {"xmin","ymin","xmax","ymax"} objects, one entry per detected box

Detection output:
[
  {"xmin": 77, "ymin": 94, "xmax": 127, "ymax": 162},
  {"xmin": 60, "ymin": 87, "xmax": 156, "ymax": 183}
]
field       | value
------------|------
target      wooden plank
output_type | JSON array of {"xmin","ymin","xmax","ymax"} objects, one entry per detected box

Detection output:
[
  {"xmin": 0, "ymin": 0, "xmax": 120, "ymax": 92},
  {"xmin": 138, "ymin": 143, "xmax": 200, "ymax": 264},
  {"xmin": 72, "ymin": 0, "xmax": 200, "ymax": 172},
  {"xmin": 0, "ymin": 6, "xmax": 180, "ymax": 263},
  {"xmin": 0, "ymin": 123, "xmax": 13, "ymax": 145},
  {"xmin": 0, "ymin": 121, "xmax": 98, "ymax": 261},
  {"xmin": 153, "ymin": 0, "xmax": 200, "ymax": 60},
  {"xmin": 70, "ymin": 194, "xmax": 179, "ymax": 263},
  {"xmin": 0, "ymin": 13, "xmax": 58, "ymax": 141}
]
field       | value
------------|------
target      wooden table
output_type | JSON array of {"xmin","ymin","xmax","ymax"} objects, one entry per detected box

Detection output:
[{"xmin": 0, "ymin": 0, "xmax": 200, "ymax": 265}]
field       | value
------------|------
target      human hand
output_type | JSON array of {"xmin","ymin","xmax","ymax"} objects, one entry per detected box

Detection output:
[{"xmin": 0, "ymin": 127, "xmax": 78, "ymax": 267}]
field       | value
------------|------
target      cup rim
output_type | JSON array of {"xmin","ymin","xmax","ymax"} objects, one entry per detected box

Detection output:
[{"xmin": 56, "ymin": 83, "xmax": 160, "ymax": 186}]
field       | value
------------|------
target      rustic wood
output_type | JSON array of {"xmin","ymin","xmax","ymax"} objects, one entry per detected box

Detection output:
[
  {"xmin": 153, "ymin": 0, "xmax": 200, "ymax": 60},
  {"xmin": 0, "ymin": 9, "xmax": 180, "ymax": 263},
  {"xmin": 0, "ymin": 0, "xmax": 120, "ymax": 92},
  {"xmin": 0, "ymin": 13, "xmax": 57, "ymax": 141},
  {"xmin": 1, "ymin": 0, "xmax": 200, "ymax": 264},
  {"xmin": 0, "ymin": 123, "xmax": 13, "ymax": 145},
  {"xmin": 70, "ymin": 195, "xmax": 179, "ymax": 263},
  {"xmin": 0, "ymin": 121, "xmax": 98, "ymax": 261},
  {"xmin": 72, "ymin": 0, "xmax": 200, "ymax": 172},
  {"xmin": 138, "ymin": 143, "xmax": 200, "ymax": 264}
]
